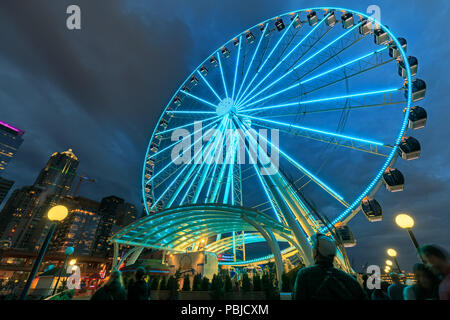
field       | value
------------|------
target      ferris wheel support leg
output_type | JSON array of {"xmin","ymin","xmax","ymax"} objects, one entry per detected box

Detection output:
[
  {"xmin": 242, "ymin": 215, "xmax": 283, "ymax": 290},
  {"xmin": 262, "ymin": 173, "xmax": 314, "ymax": 266}
]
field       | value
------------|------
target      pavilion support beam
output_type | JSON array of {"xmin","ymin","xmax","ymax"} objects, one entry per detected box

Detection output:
[
  {"xmin": 126, "ymin": 247, "xmax": 145, "ymax": 266},
  {"xmin": 111, "ymin": 242, "xmax": 119, "ymax": 271},
  {"xmin": 242, "ymin": 215, "xmax": 283, "ymax": 291}
]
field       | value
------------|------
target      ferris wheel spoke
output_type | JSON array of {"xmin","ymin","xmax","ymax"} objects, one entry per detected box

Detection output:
[
  {"xmin": 237, "ymin": 118, "xmax": 349, "ymax": 207},
  {"xmin": 231, "ymin": 36, "xmax": 242, "ymax": 101},
  {"xmin": 235, "ymin": 13, "xmax": 330, "ymax": 107},
  {"xmin": 196, "ymin": 70, "xmax": 222, "ymax": 102},
  {"xmin": 147, "ymin": 121, "xmax": 221, "ymax": 184},
  {"xmin": 148, "ymin": 117, "xmax": 220, "ymax": 161},
  {"xmin": 301, "ymin": 46, "xmax": 388, "ymax": 85},
  {"xmin": 180, "ymin": 89, "xmax": 217, "ymax": 109},
  {"xmin": 234, "ymin": 15, "xmax": 299, "ymax": 106},
  {"xmin": 209, "ymin": 121, "xmax": 236, "ymax": 203},
  {"xmin": 156, "ymin": 115, "xmax": 219, "ymax": 137},
  {"xmin": 237, "ymin": 21, "xmax": 364, "ymax": 108},
  {"xmin": 235, "ymin": 24, "xmax": 268, "ymax": 103},
  {"xmin": 253, "ymin": 122, "xmax": 390, "ymax": 157},
  {"xmin": 248, "ymin": 99, "xmax": 407, "ymax": 118},
  {"xmin": 241, "ymin": 114, "xmax": 385, "ymax": 146},
  {"xmin": 167, "ymin": 110, "xmax": 217, "ymax": 115},
  {"xmin": 239, "ymin": 46, "xmax": 387, "ymax": 110},
  {"xmin": 239, "ymin": 87, "xmax": 400, "ymax": 114},
  {"xmin": 154, "ymin": 118, "xmax": 229, "ymax": 208},
  {"xmin": 233, "ymin": 119, "xmax": 282, "ymax": 221},
  {"xmin": 191, "ymin": 118, "xmax": 231, "ymax": 203},
  {"xmin": 217, "ymin": 52, "xmax": 229, "ymax": 98}
]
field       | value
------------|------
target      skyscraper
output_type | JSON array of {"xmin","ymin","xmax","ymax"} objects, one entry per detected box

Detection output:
[
  {"xmin": 0, "ymin": 177, "xmax": 14, "ymax": 205},
  {"xmin": 50, "ymin": 208, "xmax": 100, "ymax": 256},
  {"xmin": 0, "ymin": 149, "xmax": 80, "ymax": 251},
  {"xmin": 116, "ymin": 202, "xmax": 139, "ymax": 227},
  {"xmin": 34, "ymin": 149, "xmax": 79, "ymax": 198},
  {"xmin": 0, "ymin": 120, "xmax": 24, "ymax": 174},
  {"xmin": 91, "ymin": 196, "xmax": 123, "ymax": 257}
]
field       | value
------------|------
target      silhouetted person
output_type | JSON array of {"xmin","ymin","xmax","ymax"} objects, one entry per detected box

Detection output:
[
  {"xmin": 91, "ymin": 270, "xmax": 127, "ymax": 300},
  {"xmin": 292, "ymin": 233, "xmax": 367, "ymax": 300},
  {"xmin": 403, "ymin": 263, "xmax": 439, "ymax": 300},
  {"xmin": 419, "ymin": 244, "xmax": 450, "ymax": 300},
  {"xmin": 371, "ymin": 281, "xmax": 390, "ymax": 300},
  {"xmin": 127, "ymin": 267, "xmax": 150, "ymax": 300},
  {"xmin": 387, "ymin": 272, "xmax": 406, "ymax": 300}
]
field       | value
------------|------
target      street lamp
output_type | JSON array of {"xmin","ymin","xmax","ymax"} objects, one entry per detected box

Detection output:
[
  {"xmin": 20, "ymin": 205, "xmax": 68, "ymax": 300},
  {"xmin": 395, "ymin": 213, "xmax": 425, "ymax": 262},
  {"xmin": 387, "ymin": 248, "xmax": 402, "ymax": 273},
  {"xmin": 69, "ymin": 259, "xmax": 77, "ymax": 266},
  {"xmin": 52, "ymin": 246, "xmax": 74, "ymax": 296},
  {"xmin": 386, "ymin": 260, "xmax": 393, "ymax": 266}
]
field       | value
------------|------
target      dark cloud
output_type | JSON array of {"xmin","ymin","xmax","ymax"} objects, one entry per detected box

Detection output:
[{"xmin": 0, "ymin": 0, "xmax": 448, "ymax": 271}]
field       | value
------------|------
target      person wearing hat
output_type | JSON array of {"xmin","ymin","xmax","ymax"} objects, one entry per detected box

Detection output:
[{"xmin": 292, "ymin": 233, "xmax": 368, "ymax": 300}]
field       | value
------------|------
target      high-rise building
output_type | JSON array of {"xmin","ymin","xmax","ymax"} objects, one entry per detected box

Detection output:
[
  {"xmin": 49, "ymin": 208, "xmax": 100, "ymax": 256},
  {"xmin": 0, "ymin": 120, "xmax": 24, "ymax": 174},
  {"xmin": 91, "ymin": 196, "xmax": 123, "ymax": 258},
  {"xmin": 0, "ymin": 149, "xmax": 80, "ymax": 251},
  {"xmin": 116, "ymin": 202, "xmax": 139, "ymax": 227},
  {"xmin": 0, "ymin": 186, "xmax": 45, "ymax": 249},
  {"xmin": 0, "ymin": 177, "xmax": 14, "ymax": 205},
  {"xmin": 34, "ymin": 149, "xmax": 79, "ymax": 198}
]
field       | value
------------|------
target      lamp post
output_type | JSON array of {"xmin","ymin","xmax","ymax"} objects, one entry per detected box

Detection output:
[
  {"xmin": 395, "ymin": 213, "xmax": 425, "ymax": 263},
  {"xmin": 52, "ymin": 246, "xmax": 74, "ymax": 296},
  {"xmin": 387, "ymin": 248, "xmax": 402, "ymax": 273},
  {"xmin": 19, "ymin": 205, "xmax": 68, "ymax": 300}
]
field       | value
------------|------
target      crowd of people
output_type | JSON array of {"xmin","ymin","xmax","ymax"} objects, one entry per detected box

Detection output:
[
  {"xmin": 90, "ymin": 266, "xmax": 150, "ymax": 300},
  {"xmin": 88, "ymin": 233, "xmax": 449, "ymax": 301},
  {"xmin": 293, "ymin": 233, "xmax": 450, "ymax": 300}
]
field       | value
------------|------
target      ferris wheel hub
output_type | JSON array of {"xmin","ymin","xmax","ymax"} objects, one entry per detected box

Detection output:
[{"xmin": 216, "ymin": 97, "xmax": 236, "ymax": 116}]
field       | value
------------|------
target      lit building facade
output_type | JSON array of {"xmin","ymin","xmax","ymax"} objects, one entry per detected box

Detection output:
[
  {"xmin": 50, "ymin": 209, "xmax": 100, "ymax": 256},
  {"xmin": 0, "ymin": 120, "xmax": 24, "ymax": 174},
  {"xmin": 33, "ymin": 149, "xmax": 79, "ymax": 198},
  {"xmin": 91, "ymin": 196, "xmax": 123, "ymax": 257}
]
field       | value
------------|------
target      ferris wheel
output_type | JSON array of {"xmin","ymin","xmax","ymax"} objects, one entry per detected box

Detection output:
[{"xmin": 141, "ymin": 7, "xmax": 427, "ymax": 265}]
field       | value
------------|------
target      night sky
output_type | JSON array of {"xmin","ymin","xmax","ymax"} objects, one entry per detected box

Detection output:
[{"xmin": 0, "ymin": 0, "xmax": 449, "ymax": 272}]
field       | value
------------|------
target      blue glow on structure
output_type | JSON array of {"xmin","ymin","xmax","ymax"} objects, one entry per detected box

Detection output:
[
  {"xmin": 231, "ymin": 36, "xmax": 242, "ymax": 100},
  {"xmin": 197, "ymin": 70, "xmax": 222, "ymax": 102},
  {"xmin": 238, "ymin": 21, "xmax": 363, "ymax": 107},
  {"xmin": 242, "ymin": 114, "xmax": 385, "ymax": 146},
  {"xmin": 217, "ymin": 52, "xmax": 229, "ymax": 98},
  {"xmin": 235, "ymin": 24, "xmax": 267, "ymax": 103},
  {"xmin": 142, "ymin": 6, "xmax": 413, "ymax": 259}
]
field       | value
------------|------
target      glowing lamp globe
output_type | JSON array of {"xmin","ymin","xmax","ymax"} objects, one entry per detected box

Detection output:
[
  {"xmin": 64, "ymin": 247, "xmax": 74, "ymax": 255},
  {"xmin": 47, "ymin": 205, "xmax": 68, "ymax": 222},
  {"xmin": 386, "ymin": 260, "xmax": 393, "ymax": 266},
  {"xmin": 69, "ymin": 259, "xmax": 77, "ymax": 266},
  {"xmin": 387, "ymin": 249, "xmax": 397, "ymax": 257},
  {"xmin": 395, "ymin": 214, "xmax": 414, "ymax": 229}
]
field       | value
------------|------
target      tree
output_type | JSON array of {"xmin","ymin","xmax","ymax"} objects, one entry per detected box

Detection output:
[
  {"xmin": 192, "ymin": 274, "xmax": 202, "ymax": 291},
  {"xmin": 159, "ymin": 277, "xmax": 167, "ymax": 290},
  {"xmin": 150, "ymin": 276, "xmax": 160, "ymax": 290},
  {"xmin": 201, "ymin": 276, "xmax": 210, "ymax": 291},
  {"xmin": 253, "ymin": 274, "xmax": 262, "ymax": 291},
  {"xmin": 241, "ymin": 273, "xmax": 251, "ymax": 293},
  {"xmin": 182, "ymin": 274, "xmax": 191, "ymax": 291},
  {"xmin": 211, "ymin": 274, "xmax": 224, "ymax": 299},
  {"xmin": 224, "ymin": 274, "xmax": 233, "ymax": 292}
]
